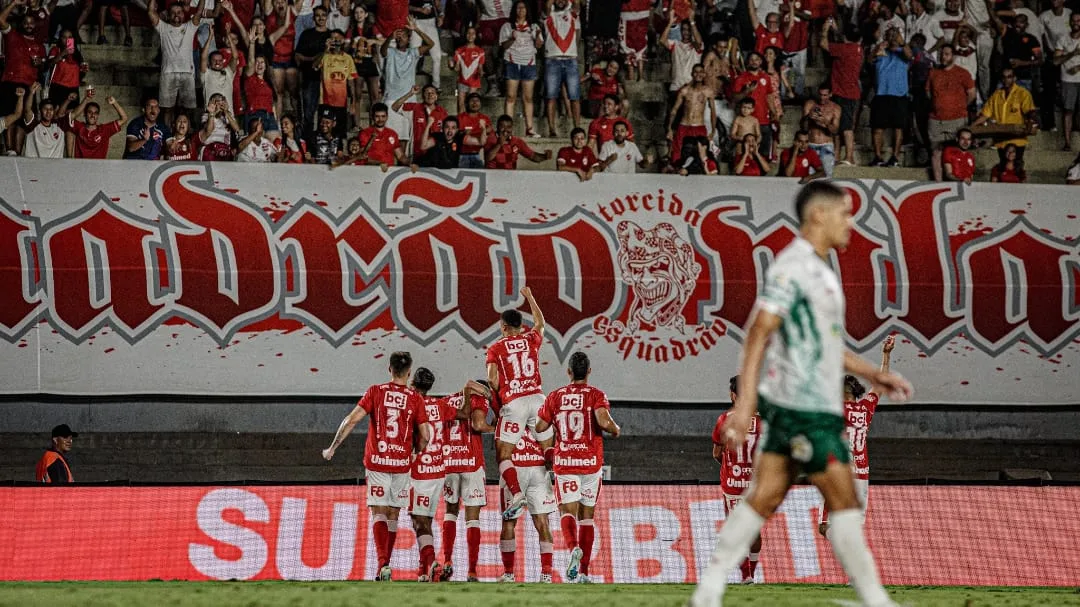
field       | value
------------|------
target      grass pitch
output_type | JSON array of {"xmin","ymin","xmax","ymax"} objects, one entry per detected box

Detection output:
[{"xmin": 0, "ymin": 582, "xmax": 1077, "ymax": 606}]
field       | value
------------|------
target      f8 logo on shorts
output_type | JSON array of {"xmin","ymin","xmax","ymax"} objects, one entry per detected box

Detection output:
[
  {"xmin": 561, "ymin": 480, "xmax": 579, "ymax": 494},
  {"xmin": 415, "ymin": 495, "xmax": 431, "ymax": 508},
  {"xmin": 502, "ymin": 420, "xmax": 520, "ymax": 435},
  {"xmin": 443, "ymin": 484, "xmax": 454, "ymax": 499},
  {"xmin": 370, "ymin": 486, "xmax": 386, "ymax": 497}
]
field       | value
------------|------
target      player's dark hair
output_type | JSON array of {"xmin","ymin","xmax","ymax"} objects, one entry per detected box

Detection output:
[
  {"xmin": 570, "ymin": 127, "xmax": 586, "ymax": 139},
  {"xmin": 389, "ymin": 351, "xmax": 412, "ymax": 376},
  {"xmin": 443, "ymin": 115, "xmax": 459, "ymax": 127},
  {"xmin": 844, "ymin": 374, "xmax": 866, "ymax": 399},
  {"xmin": 412, "ymin": 366, "xmax": 435, "ymax": 393},
  {"xmin": 569, "ymin": 351, "xmax": 590, "ymax": 381},
  {"xmin": 501, "ymin": 309, "xmax": 523, "ymax": 328},
  {"xmin": 729, "ymin": 375, "xmax": 739, "ymax": 396},
  {"xmin": 371, "ymin": 102, "xmax": 389, "ymax": 116},
  {"xmin": 603, "ymin": 93, "xmax": 620, "ymax": 105},
  {"xmin": 794, "ymin": 180, "xmax": 846, "ymax": 224}
]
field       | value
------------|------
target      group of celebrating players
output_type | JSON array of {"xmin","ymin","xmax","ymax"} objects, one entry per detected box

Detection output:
[
  {"xmin": 322, "ymin": 286, "xmax": 620, "ymax": 584},
  {"xmin": 321, "ymin": 181, "xmax": 915, "ymax": 606}
]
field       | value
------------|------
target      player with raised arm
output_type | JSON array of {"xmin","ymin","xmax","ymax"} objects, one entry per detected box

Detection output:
[
  {"xmin": 408, "ymin": 369, "xmax": 481, "ymax": 582},
  {"xmin": 322, "ymin": 351, "xmax": 430, "ymax": 582},
  {"xmin": 440, "ymin": 379, "xmax": 495, "ymax": 582},
  {"xmin": 498, "ymin": 429, "xmax": 558, "ymax": 583},
  {"xmin": 690, "ymin": 181, "xmax": 913, "ymax": 607},
  {"xmin": 487, "ymin": 286, "xmax": 553, "ymax": 520},
  {"xmin": 536, "ymin": 351, "xmax": 621, "ymax": 584},
  {"xmin": 711, "ymin": 375, "xmax": 762, "ymax": 584},
  {"xmin": 819, "ymin": 334, "xmax": 897, "ymax": 538}
]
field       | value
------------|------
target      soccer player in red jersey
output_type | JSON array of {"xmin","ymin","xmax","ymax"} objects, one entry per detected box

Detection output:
[
  {"xmin": 408, "ymin": 368, "xmax": 460, "ymax": 582},
  {"xmin": 498, "ymin": 429, "xmax": 558, "ymax": 583},
  {"xmin": 536, "ymin": 352, "xmax": 621, "ymax": 584},
  {"xmin": 819, "ymin": 334, "xmax": 896, "ymax": 538},
  {"xmin": 441, "ymin": 379, "xmax": 495, "ymax": 582},
  {"xmin": 321, "ymin": 351, "xmax": 430, "ymax": 582},
  {"xmin": 711, "ymin": 376, "xmax": 763, "ymax": 583},
  {"xmin": 487, "ymin": 286, "xmax": 552, "ymax": 521}
]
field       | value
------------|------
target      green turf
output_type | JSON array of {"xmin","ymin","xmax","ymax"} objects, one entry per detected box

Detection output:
[{"xmin": 1, "ymin": 582, "xmax": 1078, "ymax": 607}]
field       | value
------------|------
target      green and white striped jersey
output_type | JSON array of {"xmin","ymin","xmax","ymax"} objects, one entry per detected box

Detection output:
[{"xmin": 755, "ymin": 237, "xmax": 846, "ymax": 416}]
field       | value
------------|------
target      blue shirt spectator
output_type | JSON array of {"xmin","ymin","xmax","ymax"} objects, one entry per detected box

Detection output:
[
  {"xmin": 123, "ymin": 99, "xmax": 171, "ymax": 160},
  {"xmin": 875, "ymin": 49, "xmax": 911, "ymax": 97}
]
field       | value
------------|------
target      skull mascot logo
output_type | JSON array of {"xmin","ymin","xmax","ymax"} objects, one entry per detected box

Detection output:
[{"xmin": 616, "ymin": 221, "xmax": 701, "ymax": 335}]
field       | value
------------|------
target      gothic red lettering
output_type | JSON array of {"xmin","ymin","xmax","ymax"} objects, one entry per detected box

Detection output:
[{"xmin": 0, "ymin": 203, "xmax": 41, "ymax": 336}]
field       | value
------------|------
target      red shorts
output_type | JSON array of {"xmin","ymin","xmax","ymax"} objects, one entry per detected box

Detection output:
[
  {"xmin": 478, "ymin": 18, "xmax": 508, "ymax": 47},
  {"xmin": 619, "ymin": 15, "xmax": 649, "ymax": 64},
  {"xmin": 672, "ymin": 124, "xmax": 708, "ymax": 164}
]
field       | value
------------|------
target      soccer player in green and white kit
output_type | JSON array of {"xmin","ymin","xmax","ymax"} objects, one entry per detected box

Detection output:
[{"xmin": 690, "ymin": 182, "xmax": 914, "ymax": 607}]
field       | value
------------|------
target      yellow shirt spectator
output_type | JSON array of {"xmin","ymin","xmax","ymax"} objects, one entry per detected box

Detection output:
[
  {"xmin": 317, "ymin": 51, "xmax": 358, "ymax": 109},
  {"xmin": 978, "ymin": 81, "xmax": 1035, "ymax": 149}
]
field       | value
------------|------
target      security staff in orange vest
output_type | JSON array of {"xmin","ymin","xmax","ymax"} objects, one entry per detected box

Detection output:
[{"xmin": 35, "ymin": 424, "xmax": 77, "ymax": 484}]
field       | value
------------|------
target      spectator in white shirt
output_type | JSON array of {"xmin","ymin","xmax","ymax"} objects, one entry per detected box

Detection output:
[
  {"xmin": 237, "ymin": 117, "xmax": 279, "ymax": 161},
  {"xmin": 200, "ymin": 22, "xmax": 238, "ymax": 114},
  {"xmin": 598, "ymin": 120, "xmax": 653, "ymax": 173},
  {"xmin": 22, "ymin": 84, "xmax": 66, "ymax": 158},
  {"xmin": 148, "ymin": 0, "xmax": 206, "ymax": 128},
  {"xmin": 1041, "ymin": 0, "xmax": 1072, "ymax": 131},
  {"xmin": 903, "ymin": 0, "xmax": 945, "ymax": 53}
]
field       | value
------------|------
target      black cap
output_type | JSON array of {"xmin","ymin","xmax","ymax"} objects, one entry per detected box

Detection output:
[{"xmin": 51, "ymin": 424, "xmax": 78, "ymax": 438}]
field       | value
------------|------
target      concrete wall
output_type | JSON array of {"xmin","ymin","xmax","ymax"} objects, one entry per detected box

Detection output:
[{"xmin": 3, "ymin": 400, "xmax": 1079, "ymax": 440}]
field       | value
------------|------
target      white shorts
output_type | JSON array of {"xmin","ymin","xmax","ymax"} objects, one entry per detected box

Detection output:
[
  {"xmin": 410, "ymin": 477, "xmax": 444, "ymax": 517},
  {"xmin": 366, "ymin": 470, "xmax": 411, "ymax": 509},
  {"xmin": 554, "ymin": 471, "xmax": 602, "ymax": 508},
  {"xmin": 722, "ymin": 492, "xmax": 745, "ymax": 516},
  {"xmin": 496, "ymin": 393, "xmax": 547, "ymax": 446},
  {"xmin": 159, "ymin": 72, "xmax": 197, "ymax": 109},
  {"xmin": 501, "ymin": 465, "xmax": 556, "ymax": 518},
  {"xmin": 444, "ymin": 469, "xmax": 487, "ymax": 507},
  {"xmin": 819, "ymin": 477, "xmax": 870, "ymax": 524}
]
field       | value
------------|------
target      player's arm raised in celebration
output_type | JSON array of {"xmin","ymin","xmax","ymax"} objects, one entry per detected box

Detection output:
[
  {"xmin": 724, "ymin": 309, "xmax": 783, "ymax": 450},
  {"xmin": 520, "ymin": 286, "xmax": 545, "ymax": 339},
  {"xmin": 594, "ymin": 408, "xmax": 621, "ymax": 437},
  {"xmin": 843, "ymin": 346, "xmax": 912, "ymax": 401},
  {"xmin": 868, "ymin": 334, "xmax": 896, "ymax": 396},
  {"xmin": 322, "ymin": 404, "xmax": 368, "ymax": 460}
]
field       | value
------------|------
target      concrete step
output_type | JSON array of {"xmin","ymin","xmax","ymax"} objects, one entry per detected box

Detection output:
[
  {"xmin": 79, "ymin": 42, "xmax": 160, "ymax": 68},
  {"xmin": 78, "ymin": 25, "xmax": 158, "ymax": 48}
]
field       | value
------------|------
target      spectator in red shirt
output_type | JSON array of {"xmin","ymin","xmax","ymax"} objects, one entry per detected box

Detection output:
[
  {"xmin": 484, "ymin": 113, "xmax": 552, "ymax": 169},
  {"xmin": 457, "ymin": 91, "xmax": 492, "ymax": 168},
  {"xmin": 65, "ymin": 91, "xmax": 127, "ymax": 159},
  {"xmin": 244, "ymin": 42, "xmax": 281, "ymax": 141},
  {"xmin": 990, "ymin": 143, "xmax": 1026, "ymax": 183},
  {"xmin": 734, "ymin": 133, "xmax": 771, "ymax": 176},
  {"xmin": 275, "ymin": 113, "xmax": 310, "ymax": 163},
  {"xmin": 392, "ymin": 83, "xmax": 448, "ymax": 163},
  {"xmin": 45, "ymin": 30, "xmax": 85, "ymax": 110},
  {"xmin": 732, "ymin": 52, "xmax": 775, "ymax": 158},
  {"xmin": 449, "ymin": 24, "xmax": 486, "ymax": 114},
  {"xmin": 748, "ymin": 0, "xmax": 792, "ymax": 55},
  {"xmin": 583, "ymin": 57, "xmax": 626, "ymax": 118},
  {"xmin": 374, "ymin": 0, "xmax": 408, "ymax": 37},
  {"xmin": 943, "ymin": 127, "xmax": 976, "ymax": 184},
  {"xmin": 820, "ymin": 16, "xmax": 863, "ymax": 166},
  {"xmin": 1, "ymin": 2, "xmax": 47, "ymax": 153},
  {"xmin": 927, "ymin": 44, "xmax": 976, "ymax": 181},
  {"xmin": 587, "ymin": 94, "xmax": 633, "ymax": 154},
  {"xmin": 164, "ymin": 114, "xmax": 196, "ymax": 160},
  {"xmin": 557, "ymin": 127, "xmax": 600, "ymax": 181},
  {"xmin": 263, "ymin": 0, "xmax": 299, "ymax": 121},
  {"xmin": 779, "ymin": 130, "xmax": 826, "ymax": 183},
  {"xmin": 347, "ymin": 102, "xmax": 405, "ymax": 171}
]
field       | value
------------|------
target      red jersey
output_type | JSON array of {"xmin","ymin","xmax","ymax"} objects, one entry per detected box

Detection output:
[
  {"xmin": 943, "ymin": 146, "xmax": 975, "ymax": 181},
  {"xmin": 402, "ymin": 102, "xmax": 447, "ymax": 158},
  {"xmin": 485, "ymin": 328, "xmax": 543, "ymax": 407},
  {"xmin": 754, "ymin": 24, "xmax": 785, "ymax": 55},
  {"xmin": 357, "ymin": 126, "xmax": 400, "ymax": 165},
  {"xmin": 991, "ymin": 165, "xmax": 1024, "ymax": 183},
  {"xmin": 375, "ymin": 0, "xmax": 409, "ymax": 37},
  {"xmin": 511, "ymin": 430, "xmax": 547, "ymax": 467},
  {"xmin": 732, "ymin": 70, "xmax": 774, "ymax": 124},
  {"xmin": 48, "ymin": 47, "xmax": 81, "ymax": 88},
  {"xmin": 843, "ymin": 393, "xmax": 879, "ymax": 480},
  {"xmin": 779, "ymin": 146, "xmax": 823, "ymax": 178},
  {"xmin": 587, "ymin": 116, "xmax": 633, "ymax": 151},
  {"xmin": 557, "ymin": 145, "xmax": 599, "ymax": 171},
  {"xmin": 539, "ymin": 383, "xmax": 610, "ymax": 474},
  {"xmin": 411, "ymin": 395, "xmax": 460, "ymax": 480},
  {"xmin": 586, "ymin": 67, "xmax": 619, "ymax": 101},
  {"xmin": 164, "ymin": 137, "xmax": 196, "ymax": 161},
  {"xmin": 828, "ymin": 42, "xmax": 863, "ymax": 100},
  {"xmin": 711, "ymin": 412, "xmax": 762, "ymax": 495},
  {"xmin": 484, "ymin": 134, "xmax": 536, "ymax": 169},
  {"xmin": 265, "ymin": 12, "xmax": 296, "ymax": 63},
  {"xmin": 68, "ymin": 119, "xmax": 121, "ymax": 159},
  {"xmin": 444, "ymin": 393, "xmax": 489, "ymax": 473},
  {"xmin": 453, "ymin": 45, "xmax": 486, "ymax": 88},
  {"xmin": 243, "ymin": 75, "xmax": 274, "ymax": 113},
  {"xmin": 623, "ymin": 0, "xmax": 652, "ymax": 10},
  {"xmin": 2, "ymin": 30, "xmax": 46, "ymax": 86},
  {"xmin": 359, "ymin": 381, "xmax": 427, "ymax": 473},
  {"xmin": 457, "ymin": 112, "xmax": 492, "ymax": 155}
]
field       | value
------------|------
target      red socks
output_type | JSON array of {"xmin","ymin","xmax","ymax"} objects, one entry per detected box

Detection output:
[
  {"xmin": 499, "ymin": 460, "xmax": 522, "ymax": 497},
  {"xmin": 467, "ymin": 521, "xmax": 482, "ymax": 576},
  {"xmin": 387, "ymin": 520, "xmax": 398, "ymax": 565},
  {"xmin": 539, "ymin": 541, "xmax": 553, "ymax": 575},
  {"xmin": 442, "ymin": 515, "xmax": 457, "ymax": 564},
  {"xmin": 372, "ymin": 515, "xmax": 389, "ymax": 568},
  {"xmin": 579, "ymin": 519, "xmax": 594, "ymax": 575},
  {"xmin": 500, "ymin": 539, "xmax": 516, "ymax": 575},
  {"xmin": 418, "ymin": 534, "xmax": 435, "ymax": 575},
  {"xmin": 560, "ymin": 513, "xmax": 578, "ymax": 549}
]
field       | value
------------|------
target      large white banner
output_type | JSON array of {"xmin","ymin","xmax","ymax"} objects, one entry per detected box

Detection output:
[{"xmin": 1, "ymin": 159, "xmax": 1077, "ymax": 403}]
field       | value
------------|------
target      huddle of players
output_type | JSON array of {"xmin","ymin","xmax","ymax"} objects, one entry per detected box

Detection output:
[
  {"xmin": 322, "ymin": 287, "xmax": 621, "ymax": 583},
  {"xmin": 710, "ymin": 335, "xmax": 897, "ymax": 583}
]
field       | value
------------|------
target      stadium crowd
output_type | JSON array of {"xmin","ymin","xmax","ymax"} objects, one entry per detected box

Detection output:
[{"xmin": 2, "ymin": 0, "xmax": 1080, "ymax": 182}]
